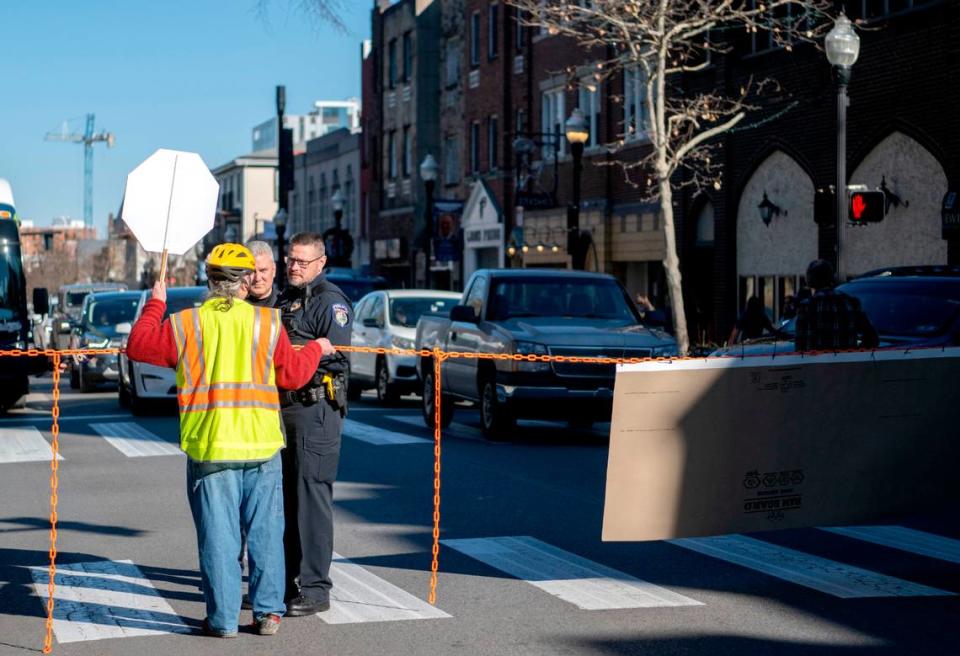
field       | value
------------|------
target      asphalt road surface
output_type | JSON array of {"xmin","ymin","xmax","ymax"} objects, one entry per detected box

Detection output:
[{"xmin": 0, "ymin": 376, "xmax": 957, "ymax": 656}]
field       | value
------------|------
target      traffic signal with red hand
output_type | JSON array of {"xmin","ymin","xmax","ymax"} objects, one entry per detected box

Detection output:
[{"xmin": 849, "ymin": 190, "xmax": 885, "ymax": 224}]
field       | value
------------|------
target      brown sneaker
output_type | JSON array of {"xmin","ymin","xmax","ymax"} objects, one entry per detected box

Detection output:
[{"xmin": 253, "ymin": 613, "xmax": 281, "ymax": 636}]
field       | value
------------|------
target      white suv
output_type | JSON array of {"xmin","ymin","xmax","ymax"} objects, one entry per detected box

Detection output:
[{"xmin": 118, "ymin": 287, "xmax": 206, "ymax": 414}]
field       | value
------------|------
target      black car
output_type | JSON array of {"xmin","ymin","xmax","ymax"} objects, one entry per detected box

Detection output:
[
  {"xmin": 68, "ymin": 291, "xmax": 142, "ymax": 392},
  {"xmin": 323, "ymin": 269, "xmax": 388, "ymax": 305},
  {"xmin": 714, "ymin": 267, "xmax": 960, "ymax": 355}
]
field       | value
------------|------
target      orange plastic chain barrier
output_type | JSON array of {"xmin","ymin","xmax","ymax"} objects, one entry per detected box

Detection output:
[
  {"xmin": 0, "ymin": 348, "xmax": 120, "ymax": 653},
  {"xmin": 1, "ymin": 342, "xmax": 910, "ymax": 651}
]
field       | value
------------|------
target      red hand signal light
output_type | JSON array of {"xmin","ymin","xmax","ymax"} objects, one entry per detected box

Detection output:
[
  {"xmin": 847, "ymin": 190, "xmax": 885, "ymax": 223},
  {"xmin": 851, "ymin": 194, "xmax": 867, "ymax": 220}
]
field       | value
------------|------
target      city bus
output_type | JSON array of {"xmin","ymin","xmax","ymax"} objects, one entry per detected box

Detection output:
[{"xmin": 0, "ymin": 178, "xmax": 47, "ymax": 410}]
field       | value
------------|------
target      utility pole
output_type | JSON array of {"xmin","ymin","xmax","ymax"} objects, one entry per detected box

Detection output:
[{"xmin": 276, "ymin": 85, "xmax": 295, "ymax": 288}]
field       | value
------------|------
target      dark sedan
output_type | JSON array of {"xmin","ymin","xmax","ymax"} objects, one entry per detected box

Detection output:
[{"xmin": 715, "ymin": 268, "xmax": 960, "ymax": 356}]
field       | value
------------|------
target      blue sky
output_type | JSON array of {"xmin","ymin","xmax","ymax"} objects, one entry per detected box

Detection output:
[{"xmin": 0, "ymin": 0, "xmax": 369, "ymax": 234}]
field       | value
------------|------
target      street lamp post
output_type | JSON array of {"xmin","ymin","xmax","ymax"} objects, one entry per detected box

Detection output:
[
  {"xmin": 564, "ymin": 109, "xmax": 589, "ymax": 269},
  {"xmin": 324, "ymin": 188, "xmax": 353, "ymax": 269},
  {"xmin": 825, "ymin": 13, "xmax": 860, "ymax": 282},
  {"xmin": 420, "ymin": 154, "xmax": 439, "ymax": 289},
  {"xmin": 274, "ymin": 208, "xmax": 288, "ymax": 289}
]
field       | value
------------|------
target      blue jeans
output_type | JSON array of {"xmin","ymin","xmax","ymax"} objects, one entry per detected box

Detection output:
[{"xmin": 187, "ymin": 451, "xmax": 286, "ymax": 633}]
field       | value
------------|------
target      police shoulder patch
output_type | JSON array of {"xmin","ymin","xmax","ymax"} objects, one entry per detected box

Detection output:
[{"xmin": 332, "ymin": 303, "xmax": 350, "ymax": 327}]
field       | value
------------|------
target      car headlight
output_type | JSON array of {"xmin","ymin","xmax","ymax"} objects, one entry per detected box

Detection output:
[
  {"xmin": 514, "ymin": 341, "xmax": 550, "ymax": 372},
  {"xmin": 391, "ymin": 335, "xmax": 416, "ymax": 351},
  {"xmin": 651, "ymin": 344, "xmax": 679, "ymax": 358}
]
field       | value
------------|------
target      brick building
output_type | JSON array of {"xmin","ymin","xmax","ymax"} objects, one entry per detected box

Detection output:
[
  {"xmin": 364, "ymin": 0, "xmax": 957, "ymax": 345},
  {"xmin": 367, "ymin": 0, "xmax": 441, "ymax": 287},
  {"xmin": 670, "ymin": 0, "xmax": 959, "ymax": 343}
]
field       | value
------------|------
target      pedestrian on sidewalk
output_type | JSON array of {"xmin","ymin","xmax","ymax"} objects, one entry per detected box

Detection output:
[
  {"xmin": 276, "ymin": 232, "xmax": 353, "ymax": 617},
  {"xmin": 126, "ymin": 243, "xmax": 335, "ymax": 638}
]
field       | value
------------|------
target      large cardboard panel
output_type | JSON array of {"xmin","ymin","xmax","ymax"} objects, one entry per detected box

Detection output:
[{"xmin": 602, "ymin": 348, "xmax": 960, "ymax": 541}]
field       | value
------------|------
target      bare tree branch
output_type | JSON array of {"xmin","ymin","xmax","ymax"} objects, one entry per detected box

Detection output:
[
  {"xmin": 255, "ymin": 0, "xmax": 349, "ymax": 34},
  {"xmin": 508, "ymin": 0, "xmax": 835, "ymax": 354}
]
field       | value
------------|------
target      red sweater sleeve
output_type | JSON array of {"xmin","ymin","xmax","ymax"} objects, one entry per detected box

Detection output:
[
  {"xmin": 126, "ymin": 298, "xmax": 177, "ymax": 368},
  {"xmin": 274, "ymin": 328, "xmax": 322, "ymax": 390}
]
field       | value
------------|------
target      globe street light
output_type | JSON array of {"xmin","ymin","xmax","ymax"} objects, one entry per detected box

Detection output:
[
  {"xmin": 420, "ymin": 154, "xmax": 439, "ymax": 289},
  {"xmin": 825, "ymin": 13, "xmax": 860, "ymax": 281},
  {"xmin": 565, "ymin": 109, "xmax": 589, "ymax": 269}
]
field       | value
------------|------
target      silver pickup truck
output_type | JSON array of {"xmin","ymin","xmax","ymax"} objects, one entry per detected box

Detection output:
[{"xmin": 415, "ymin": 269, "xmax": 677, "ymax": 439}]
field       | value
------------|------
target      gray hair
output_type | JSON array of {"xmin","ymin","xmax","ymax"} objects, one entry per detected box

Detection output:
[
  {"xmin": 206, "ymin": 278, "xmax": 245, "ymax": 310},
  {"xmin": 245, "ymin": 240, "xmax": 275, "ymax": 261}
]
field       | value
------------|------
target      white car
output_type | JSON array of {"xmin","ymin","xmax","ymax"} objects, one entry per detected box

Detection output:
[
  {"xmin": 118, "ymin": 286, "xmax": 206, "ymax": 414},
  {"xmin": 349, "ymin": 289, "xmax": 461, "ymax": 403}
]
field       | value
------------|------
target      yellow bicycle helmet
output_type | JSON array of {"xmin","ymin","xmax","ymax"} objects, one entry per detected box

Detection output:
[{"xmin": 206, "ymin": 243, "xmax": 255, "ymax": 282}]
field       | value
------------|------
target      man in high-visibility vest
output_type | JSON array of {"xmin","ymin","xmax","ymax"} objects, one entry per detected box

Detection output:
[{"xmin": 126, "ymin": 243, "xmax": 335, "ymax": 638}]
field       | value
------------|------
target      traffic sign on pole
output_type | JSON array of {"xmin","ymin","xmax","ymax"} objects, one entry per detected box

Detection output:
[{"xmin": 121, "ymin": 149, "xmax": 219, "ymax": 282}]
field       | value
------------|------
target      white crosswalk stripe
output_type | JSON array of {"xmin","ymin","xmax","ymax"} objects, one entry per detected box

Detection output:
[
  {"xmin": 89, "ymin": 422, "xmax": 182, "ymax": 458},
  {"xmin": 0, "ymin": 426, "xmax": 63, "ymax": 463},
  {"xmin": 342, "ymin": 418, "xmax": 431, "ymax": 445},
  {"xmin": 321, "ymin": 553, "xmax": 451, "ymax": 623},
  {"xmin": 443, "ymin": 536, "xmax": 703, "ymax": 610},
  {"xmin": 821, "ymin": 526, "xmax": 960, "ymax": 565},
  {"xmin": 671, "ymin": 534, "xmax": 954, "ymax": 598},
  {"xmin": 30, "ymin": 559, "xmax": 192, "ymax": 643}
]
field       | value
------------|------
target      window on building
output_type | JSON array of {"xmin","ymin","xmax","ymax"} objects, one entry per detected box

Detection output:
[
  {"xmin": 487, "ymin": 115, "xmax": 499, "ymax": 171},
  {"xmin": 307, "ymin": 176, "xmax": 316, "ymax": 227},
  {"xmin": 578, "ymin": 78, "xmax": 601, "ymax": 147},
  {"xmin": 402, "ymin": 126, "xmax": 412, "ymax": 177},
  {"xmin": 470, "ymin": 122, "xmax": 480, "ymax": 174},
  {"xmin": 388, "ymin": 38, "xmax": 397, "ymax": 88},
  {"xmin": 623, "ymin": 67, "xmax": 651, "ymax": 140},
  {"xmin": 402, "ymin": 31, "xmax": 413, "ymax": 82},
  {"xmin": 859, "ymin": 0, "xmax": 935, "ymax": 20},
  {"xmin": 445, "ymin": 38, "xmax": 461, "ymax": 87},
  {"xmin": 541, "ymin": 87, "xmax": 566, "ymax": 156},
  {"xmin": 388, "ymin": 131, "xmax": 397, "ymax": 178},
  {"xmin": 444, "ymin": 135, "xmax": 460, "ymax": 186},
  {"xmin": 488, "ymin": 3, "xmax": 499, "ymax": 59},
  {"xmin": 43, "ymin": 233, "xmax": 53, "ymax": 251},
  {"xmin": 470, "ymin": 12, "xmax": 481, "ymax": 66},
  {"xmin": 515, "ymin": 7, "xmax": 525, "ymax": 50},
  {"xmin": 319, "ymin": 173, "xmax": 327, "ymax": 225},
  {"xmin": 537, "ymin": 0, "xmax": 549, "ymax": 37},
  {"xmin": 516, "ymin": 108, "xmax": 525, "ymax": 135}
]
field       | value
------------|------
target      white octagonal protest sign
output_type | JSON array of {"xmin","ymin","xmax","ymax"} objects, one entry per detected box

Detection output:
[{"xmin": 121, "ymin": 149, "xmax": 218, "ymax": 255}]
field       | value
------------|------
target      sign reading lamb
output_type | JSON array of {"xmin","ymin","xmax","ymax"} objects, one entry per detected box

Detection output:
[{"xmin": 121, "ymin": 148, "xmax": 219, "ymax": 280}]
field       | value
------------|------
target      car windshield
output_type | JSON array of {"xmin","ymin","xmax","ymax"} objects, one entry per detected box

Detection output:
[
  {"xmin": 85, "ymin": 297, "xmax": 139, "ymax": 328},
  {"xmin": 0, "ymin": 241, "xmax": 24, "ymax": 321},
  {"xmin": 390, "ymin": 296, "xmax": 459, "ymax": 327},
  {"xmin": 489, "ymin": 278, "xmax": 640, "ymax": 322},
  {"xmin": 839, "ymin": 280, "xmax": 960, "ymax": 337},
  {"xmin": 67, "ymin": 292, "xmax": 88, "ymax": 307}
]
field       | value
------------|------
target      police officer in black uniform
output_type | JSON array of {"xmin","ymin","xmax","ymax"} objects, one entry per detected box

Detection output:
[{"xmin": 276, "ymin": 232, "xmax": 353, "ymax": 616}]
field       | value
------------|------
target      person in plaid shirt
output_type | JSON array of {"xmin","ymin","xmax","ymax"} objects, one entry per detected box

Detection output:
[{"xmin": 795, "ymin": 260, "xmax": 879, "ymax": 352}]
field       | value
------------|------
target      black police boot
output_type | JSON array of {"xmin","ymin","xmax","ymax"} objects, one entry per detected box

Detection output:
[{"xmin": 284, "ymin": 594, "xmax": 330, "ymax": 617}]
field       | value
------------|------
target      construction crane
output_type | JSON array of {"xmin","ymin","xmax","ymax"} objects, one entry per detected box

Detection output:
[{"xmin": 45, "ymin": 113, "xmax": 115, "ymax": 228}]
